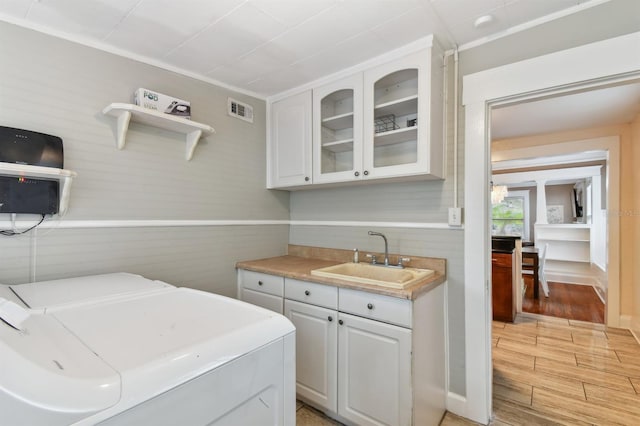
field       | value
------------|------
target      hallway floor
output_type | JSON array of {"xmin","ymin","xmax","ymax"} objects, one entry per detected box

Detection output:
[
  {"xmin": 441, "ymin": 313, "xmax": 640, "ymax": 425},
  {"xmin": 522, "ymin": 279, "xmax": 605, "ymax": 323}
]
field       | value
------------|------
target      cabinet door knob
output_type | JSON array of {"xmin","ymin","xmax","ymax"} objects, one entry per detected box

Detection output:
[
  {"xmin": 367, "ymin": 303, "xmax": 374, "ymax": 310},
  {"xmin": 328, "ymin": 316, "xmax": 333, "ymax": 322},
  {"xmin": 354, "ymin": 171, "xmax": 360, "ymax": 177},
  {"xmin": 363, "ymin": 170, "xmax": 369, "ymax": 176},
  {"xmin": 258, "ymin": 281, "xmax": 263, "ymax": 286},
  {"xmin": 304, "ymin": 176, "xmax": 310, "ymax": 182},
  {"xmin": 338, "ymin": 319, "xmax": 344, "ymax": 325},
  {"xmin": 304, "ymin": 290, "xmax": 310, "ymax": 296}
]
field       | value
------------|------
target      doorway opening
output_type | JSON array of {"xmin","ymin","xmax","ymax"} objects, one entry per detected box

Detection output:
[
  {"xmin": 490, "ymin": 142, "xmax": 616, "ymax": 325},
  {"xmin": 486, "ymin": 77, "xmax": 640, "ymax": 326},
  {"xmin": 461, "ymin": 32, "xmax": 640, "ymax": 424}
]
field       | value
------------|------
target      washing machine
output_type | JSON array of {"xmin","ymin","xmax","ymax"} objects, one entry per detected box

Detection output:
[{"xmin": 0, "ymin": 273, "xmax": 295, "ymax": 425}]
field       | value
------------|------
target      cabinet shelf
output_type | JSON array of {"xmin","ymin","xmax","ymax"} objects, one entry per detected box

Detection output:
[
  {"xmin": 321, "ymin": 139, "xmax": 354, "ymax": 153},
  {"xmin": 0, "ymin": 162, "xmax": 77, "ymax": 215},
  {"xmin": 374, "ymin": 126, "xmax": 418, "ymax": 147},
  {"xmin": 322, "ymin": 112, "xmax": 354, "ymax": 131},
  {"xmin": 102, "ymin": 103, "xmax": 215, "ymax": 161},
  {"xmin": 374, "ymin": 95, "xmax": 418, "ymax": 118}
]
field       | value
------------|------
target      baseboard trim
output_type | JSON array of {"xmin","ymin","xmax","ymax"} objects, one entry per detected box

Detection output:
[
  {"xmin": 619, "ymin": 315, "xmax": 632, "ymax": 329},
  {"xmin": 545, "ymin": 271, "xmax": 596, "ymax": 286},
  {"xmin": 446, "ymin": 392, "xmax": 467, "ymax": 418},
  {"xmin": 629, "ymin": 317, "xmax": 640, "ymax": 345}
]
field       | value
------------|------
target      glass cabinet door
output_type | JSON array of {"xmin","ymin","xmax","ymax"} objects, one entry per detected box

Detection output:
[
  {"xmin": 363, "ymin": 47, "xmax": 443, "ymax": 180},
  {"xmin": 313, "ymin": 75, "xmax": 362, "ymax": 184},
  {"xmin": 371, "ymin": 68, "xmax": 419, "ymax": 169}
]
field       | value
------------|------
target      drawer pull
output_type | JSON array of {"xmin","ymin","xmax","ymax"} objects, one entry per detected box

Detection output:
[
  {"xmin": 258, "ymin": 280, "xmax": 263, "ymax": 286},
  {"xmin": 367, "ymin": 303, "xmax": 374, "ymax": 310},
  {"xmin": 338, "ymin": 319, "xmax": 344, "ymax": 325},
  {"xmin": 328, "ymin": 316, "xmax": 333, "ymax": 322},
  {"xmin": 304, "ymin": 290, "xmax": 310, "ymax": 296}
]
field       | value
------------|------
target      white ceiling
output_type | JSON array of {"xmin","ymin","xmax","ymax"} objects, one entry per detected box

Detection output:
[
  {"xmin": 491, "ymin": 81, "xmax": 640, "ymax": 140},
  {"xmin": 0, "ymin": 0, "xmax": 598, "ymax": 97}
]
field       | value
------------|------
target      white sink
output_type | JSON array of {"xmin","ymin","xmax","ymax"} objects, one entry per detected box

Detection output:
[{"xmin": 310, "ymin": 263, "xmax": 434, "ymax": 289}]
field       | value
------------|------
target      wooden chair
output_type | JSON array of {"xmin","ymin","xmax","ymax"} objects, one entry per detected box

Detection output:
[
  {"xmin": 539, "ymin": 243, "xmax": 549, "ymax": 297},
  {"xmin": 522, "ymin": 243, "xmax": 550, "ymax": 298}
]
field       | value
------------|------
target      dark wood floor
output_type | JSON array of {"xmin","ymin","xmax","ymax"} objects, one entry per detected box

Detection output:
[{"xmin": 522, "ymin": 277, "xmax": 605, "ymax": 323}]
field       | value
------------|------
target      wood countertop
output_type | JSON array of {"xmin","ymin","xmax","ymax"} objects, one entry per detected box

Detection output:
[{"xmin": 236, "ymin": 245, "xmax": 447, "ymax": 300}]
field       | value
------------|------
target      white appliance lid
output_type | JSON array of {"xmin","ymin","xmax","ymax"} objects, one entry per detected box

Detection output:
[
  {"xmin": 0, "ymin": 312, "xmax": 120, "ymax": 414},
  {"xmin": 11, "ymin": 272, "xmax": 172, "ymax": 309},
  {"xmin": 53, "ymin": 288, "xmax": 295, "ymax": 408}
]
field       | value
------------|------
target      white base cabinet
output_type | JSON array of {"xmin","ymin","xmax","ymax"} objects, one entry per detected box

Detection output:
[
  {"xmin": 284, "ymin": 300, "xmax": 337, "ymax": 413},
  {"xmin": 237, "ymin": 269, "xmax": 446, "ymax": 425},
  {"xmin": 338, "ymin": 312, "xmax": 412, "ymax": 426}
]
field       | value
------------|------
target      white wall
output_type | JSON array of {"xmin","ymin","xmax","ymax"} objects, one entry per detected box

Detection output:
[
  {"xmin": 545, "ymin": 184, "xmax": 575, "ymax": 223},
  {"xmin": 630, "ymin": 114, "xmax": 640, "ymax": 339},
  {"xmin": 0, "ymin": 21, "xmax": 290, "ymax": 297},
  {"xmin": 591, "ymin": 175, "xmax": 607, "ymax": 273}
]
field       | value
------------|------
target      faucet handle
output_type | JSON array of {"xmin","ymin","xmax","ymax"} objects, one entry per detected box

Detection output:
[
  {"xmin": 398, "ymin": 257, "xmax": 411, "ymax": 267},
  {"xmin": 365, "ymin": 253, "xmax": 377, "ymax": 264}
]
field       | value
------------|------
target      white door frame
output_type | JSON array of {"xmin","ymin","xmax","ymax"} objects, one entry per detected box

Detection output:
[{"xmin": 460, "ymin": 32, "xmax": 640, "ymax": 424}]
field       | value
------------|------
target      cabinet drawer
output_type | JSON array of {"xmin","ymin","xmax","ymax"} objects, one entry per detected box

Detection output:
[
  {"xmin": 492, "ymin": 252, "xmax": 513, "ymax": 268},
  {"xmin": 339, "ymin": 288, "xmax": 412, "ymax": 328},
  {"xmin": 285, "ymin": 278, "xmax": 338, "ymax": 310},
  {"xmin": 239, "ymin": 270, "xmax": 284, "ymax": 297},
  {"xmin": 241, "ymin": 288, "xmax": 283, "ymax": 314}
]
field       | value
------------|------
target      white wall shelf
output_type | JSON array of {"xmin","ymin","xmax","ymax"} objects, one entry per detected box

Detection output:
[
  {"xmin": 535, "ymin": 224, "xmax": 591, "ymax": 264},
  {"xmin": 322, "ymin": 112, "xmax": 354, "ymax": 131},
  {"xmin": 322, "ymin": 139, "xmax": 354, "ymax": 153},
  {"xmin": 374, "ymin": 95, "xmax": 418, "ymax": 118},
  {"xmin": 102, "ymin": 103, "xmax": 215, "ymax": 161},
  {"xmin": 0, "ymin": 162, "xmax": 77, "ymax": 215},
  {"xmin": 374, "ymin": 126, "xmax": 418, "ymax": 147}
]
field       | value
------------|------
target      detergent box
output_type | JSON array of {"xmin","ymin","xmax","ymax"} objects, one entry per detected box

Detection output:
[{"xmin": 133, "ymin": 88, "xmax": 191, "ymax": 119}]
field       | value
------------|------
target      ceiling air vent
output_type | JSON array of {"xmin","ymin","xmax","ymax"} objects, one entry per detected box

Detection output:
[{"xmin": 228, "ymin": 98, "xmax": 253, "ymax": 123}]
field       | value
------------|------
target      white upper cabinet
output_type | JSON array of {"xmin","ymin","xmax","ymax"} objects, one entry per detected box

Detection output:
[
  {"xmin": 268, "ymin": 90, "xmax": 312, "ymax": 188},
  {"xmin": 313, "ymin": 75, "xmax": 363, "ymax": 184},
  {"xmin": 363, "ymin": 47, "xmax": 444, "ymax": 180},
  {"xmin": 268, "ymin": 37, "xmax": 444, "ymax": 189}
]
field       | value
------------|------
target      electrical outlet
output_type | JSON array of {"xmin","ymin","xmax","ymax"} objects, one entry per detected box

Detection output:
[{"xmin": 448, "ymin": 207, "xmax": 462, "ymax": 226}]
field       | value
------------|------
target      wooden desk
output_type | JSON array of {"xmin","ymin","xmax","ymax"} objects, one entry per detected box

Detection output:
[{"xmin": 522, "ymin": 246, "xmax": 539, "ymax": 299}]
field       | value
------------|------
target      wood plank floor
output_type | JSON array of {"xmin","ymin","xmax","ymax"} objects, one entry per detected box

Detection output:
[
  {"xmin": 522, "ymin": 279, "xmax": 605, "ymax": 323},
  {"xmin": 440, "ymin": 313, "xmax": 640, "ymax": 426}
]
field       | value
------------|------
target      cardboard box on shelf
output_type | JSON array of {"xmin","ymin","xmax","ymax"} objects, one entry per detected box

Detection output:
[{"xmin": 133, "ymin": 88, "xmax": 191, "ymax": 119}]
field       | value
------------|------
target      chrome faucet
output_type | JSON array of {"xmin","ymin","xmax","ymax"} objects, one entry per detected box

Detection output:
[{"xmin": 368, "ymin": 231, "xmax": 389, "ymax": 266}]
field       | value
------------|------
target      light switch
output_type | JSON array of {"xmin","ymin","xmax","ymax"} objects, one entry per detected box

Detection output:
[{"xmin": 448, "ymin": 207, "xmax": 462, "ymax": 226}]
